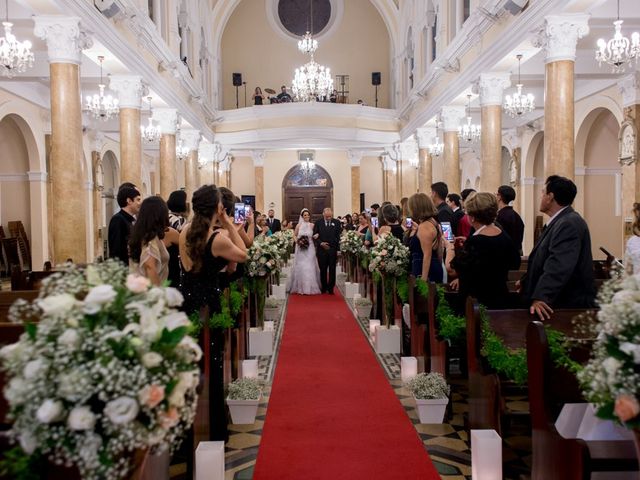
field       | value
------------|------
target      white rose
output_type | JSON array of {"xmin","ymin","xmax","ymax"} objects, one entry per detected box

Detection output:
[
  {"xmin": 19, "ymin": 432, "xmax": 37, "ymax": 454},
  {"xmin": 619, "ymin": 342, "xmax": 640, "ymax": 363},
  {"xmin": 66, "ymin": 317, "xmax": 79, "ymax": 328},
  {"xmin": 5, "ymin": 377, "xmax": 28, "ymax": 405},
  {"xmin": 79, "ymin": 433, "xmax": 102, "ymax": 464},
  {"xmin": 37, "ymin": 294, "xmax": 76, "ymax": 316},
  {"xmin": 0, "ymin": 343, "xmax": 22, "ymax": 362},
  {"xmin": 84, "ymin": 285, "xmax": 117, "ymax": 313},
  {"xmin": 122, "ymin": 323, "xmax": 141, "ymax": 336},
  {"xmin": 67, "ymin": 406, "xmax": 96, "ymax": 430},
  {"xmin": 58, "ymin": 329, "xmax": 81, "ymax": 349},
  {"xmin": 104, "ymin": 396, "xmax": 139, "ymax": 425},
  {"xmin": 142, "ymin": 352, "xmax": 163, "ymax": 368},
  {"xmin": 23, "ymin": 359, "xmax": 47, "ymax": 380},
  {"xmin": 178, "ymin": 336, "xmax": 202, "ymax": 362},
  {"xmin": 164, "ymin": 288, "xmax": 184, "ymax": 307},
  {"xmin": 58, "ymin": 370, "xmax": 84, "ymax": 401},
  {"xmin": 36, "ymin": 399, "xmax": 64, "ymax": 424},
  {"xmin": 168, "ymin": 370, "xmax": 200, "ymax": 407},
  {"xmin": 126, "ymin": 274, "xmax": 151, "ymax": 294},
  {"xmin": 163, "ymin": 311, "xmax": 191, "ymax": 331}
]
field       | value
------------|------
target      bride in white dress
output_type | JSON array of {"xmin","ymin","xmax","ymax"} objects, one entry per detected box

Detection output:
[{"xmin": 288, "ymin": 209, "xmax": 322, "ymax": 295}]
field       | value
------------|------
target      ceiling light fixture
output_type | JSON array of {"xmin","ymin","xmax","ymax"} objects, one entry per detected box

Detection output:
[
  {"xmin": 458, "ymin": 95, "xmax": 481, "ymax": 144},
  {"xmin": 0, "ymin": 0, "xmax": 33, "ymax": 78},
  {"xmin": 140, "ymin": 97, "xmax": 160, "ymax": 143},
  {"xmin": 503, "ymin": 55, "xmax": 535, "ymax": 118},
  {"xmin": 85, "ymin": 56, "xmax": 119, "ymax": 121},
  {"xmin": 595, "ymin": 0, "xmax": 640, "ymax": 73}
]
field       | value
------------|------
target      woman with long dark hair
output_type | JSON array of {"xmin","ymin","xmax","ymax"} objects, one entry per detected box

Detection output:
[{"xmin": 129, "ymin": 196, "xmax": 173, "ymax": 286}]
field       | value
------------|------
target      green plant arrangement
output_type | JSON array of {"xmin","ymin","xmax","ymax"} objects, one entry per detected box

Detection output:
[
  {"xmin": 405, "ymin": 372, "xmax": 450, "ymax": 399},
  {"xmin": 396, "ymin": 276, "xmax": 409, "ymax": 304},
  {"xmin": 227, "ymin": 378, "xmax": 262, "ymax": 401},
  {"xmin": 415, "ymin": 278, "xmax": 429, "ymax": 299},
  {"xmin": 435, "ymin": 286, "xmax": 466, "ymax": 343}
]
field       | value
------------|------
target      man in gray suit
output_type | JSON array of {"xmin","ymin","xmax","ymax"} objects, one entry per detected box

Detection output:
[{"xmin": 521, "ymin": 175, "xmax": 596, "ymax": 320}]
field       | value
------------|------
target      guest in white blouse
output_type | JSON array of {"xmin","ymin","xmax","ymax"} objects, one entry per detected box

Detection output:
[{"xmin": 625, "ymin": 203, "xmax": 640, "ymax": 274}]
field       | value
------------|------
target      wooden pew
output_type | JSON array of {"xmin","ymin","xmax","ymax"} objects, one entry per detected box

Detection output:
[
  {"xmin": 11, "ymin": 268, "xmax": 56, "ymax": 291},
  {"xmin": 407, "ymin": 276, "xmax": 427, "ymax": 361},
  {"xmin": 466, "ymin": 299, "xmax": 594, "ymax": 434},
  {"xmin": 526, "ymin": 321, "xmax": 638, "ymax": 479}
]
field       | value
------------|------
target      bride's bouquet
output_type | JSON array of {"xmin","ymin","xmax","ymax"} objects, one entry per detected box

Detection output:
[
  {"xmin": 297, "ymin": 235, "xmax": 310, "ymax": 250},
  {"xmin": 0, "ymin": 260, "xmax": 200, "ymax": 480}
]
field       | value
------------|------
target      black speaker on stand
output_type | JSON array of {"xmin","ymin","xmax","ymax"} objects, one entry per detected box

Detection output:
[
  {"xmin": 233, "ymin": 73, "xmax": 242, "ymax": 108},
  {"xmin": 372, "ymin": 72, "xmax": 381, "ymax": 108}
]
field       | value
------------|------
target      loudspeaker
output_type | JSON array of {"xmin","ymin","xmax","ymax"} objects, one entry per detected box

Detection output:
[
  {"xmin": 504, "ymin": 0, "xmax": 528, "ymax": 15},
  {"xmin": 232, "ymin": 73, "xmax": 242, "ymax": 87},
  {"xmin": 372, "ymin": 72, "xmax": 381, "ymax": 86},
  {"xmin": 94, "ymin": 0, "xmax": 121, "ymax": 18}
]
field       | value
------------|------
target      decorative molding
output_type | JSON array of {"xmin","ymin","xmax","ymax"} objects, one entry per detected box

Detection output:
[
  {"xmin": 441, "ymin": 106, "xmax": 466, "ymax": 132},
  {"xmin": 151, "ymin": 108, "xmax": 178, "ymax": 135},
  {"xmin": 619, "ymin": 119, "xmax": 638, "ymax": 166},
  {"xmin": 400, "ymin": 135, "xmax": 419, "ymax": 165},
  {"xmin": 88, "ymin": 130, "xmax": 106, "ymax": 153},
  {"xmin": 416, "ymin": 127, "xmax": 436, "ymax": 149},
  {"xmin": 27, "ymin": 171, "xmax": 48, "ymax": 182},
  {"xmin": 347, "ymin": 150, "xmax": 364, "ymax": 167},
  {"xmin": 85, "ymin": 180, "xmax": 94, "ymax": 191},
  {"xmin": 382, "ymin": 157, "xmax": 397, "ymax": 172},
  {"xmin": 476, "ymin": 73, "xmax": 511, "ymax": 107},
  {"xmin": 0, "ymin": 173, "xmax": 28, "ymax": 182},
  {"xmin": 109, "ymin": 75, "xmax": 147, "ymax": 109},
  {"xmin": 533, "ymin": 14, "xmax": 590, "ymax": 64},
  {"xmin": 618, "ymin": 72, "xmax": 640, "ymax": 108},
  {"xmin": 502, "ymin": 128, "xmax": 521, "ymax": 150},
  {"xmin": 251, "ymin": 149, "xmax": 266, "ymax": 167},
  {"xmin": 180, "ymin": 129, "xmax": 201, "ymax": 152},
  {"xmin": 33, "ymin": 16, "xmax": 93, "ymax": 65},
  {"xmin": 522, "ymin": 177, "xmax": 536, "ymax": 185}
]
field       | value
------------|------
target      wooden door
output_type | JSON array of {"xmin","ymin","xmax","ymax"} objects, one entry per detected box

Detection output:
[{"xmin": 282, "ymin": 163, "xmax": 334, "ymax": 225}]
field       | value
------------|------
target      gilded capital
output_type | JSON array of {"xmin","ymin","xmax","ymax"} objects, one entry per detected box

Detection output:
[
  {"xmin": 109, "ymin": 75, "xmax": 147, "ymax": 109},
  {"xmin": 534, "ymin": 14, "xmax": 590, "ymax": 63},
  {"xmin": 33, "ymin": 16, "xmax": 92, "ymax": 65}
]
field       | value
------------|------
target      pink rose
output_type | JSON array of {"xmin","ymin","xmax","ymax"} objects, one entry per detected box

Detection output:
[
  {"xmin": 126, "ymin": 274, "xmax": 150, "ymax": 294},
  {"xmin": 380, "ymin": 249, "xmax": 388, "ymax": 256},
  {"xmin": 139, "ymin": 385, "xmax": 165, "ymax": 409},
  {"xmin": 614, "ymin": 394, "xmax": 640, "ymax": 422},
  {"xmin": 158, "ymin": 407, "xmax": 180, "ymax": 430}
]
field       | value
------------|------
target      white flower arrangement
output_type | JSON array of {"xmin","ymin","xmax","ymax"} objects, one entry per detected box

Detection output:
[
  {"xmin": 268, "ymin": 231, "xmax": 289, "ymax": 253},
  {"xmin": 0, "ymin": 260, "xmax": 200, "ymax": 480},
  {"xmin": 405, "ymin": 372, "xmax": 450, "ymax": 400},
  {"xmin": 354, "ymin": 297, "xmax": 372, "ymax": 307},
  {"xmin": 578, "ymin": 271, "xmax": 640, "ymax": 427},
  {"xmin": 340, "ymin": 230, "xmax": 363, "ymax": 255},
  {"xmin": 368, "ymin": 234, "xmax": 410, "ymax": 278},
  {"xmin": 265, "ymin": 297, "xmax": 284, "ymax": 309},
  {"xmin": 245, "ymin": 237, "xmax": 282, "ymax": 278},
  {"xmin": 227, "ymin": 378, "xmax": 261, "ymax": 401}
]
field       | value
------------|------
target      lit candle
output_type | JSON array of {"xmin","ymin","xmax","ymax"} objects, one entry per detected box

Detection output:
[
  {"xmin": 400, "ymin": 357, "xmax": 418, "ymax": 383},
  {"xmin": 471, "ymin": 430, "xmax": 502, "ymax": 479},
  {"xmin": 242, "ymin": 359, "xmax": 258, "ymax": 379},
  {"xmin": 195, "ymin": 441, "xmax": 225, "ymax": 480}
]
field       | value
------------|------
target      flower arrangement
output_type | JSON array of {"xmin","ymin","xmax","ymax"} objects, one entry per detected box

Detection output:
[
  {"xmin": 245, "ymin": 237, "xmax": 282, "ymax": 278},
  {"xmin": 405, "ymin": 372, "xmax": 450, "ymax": 400},
  {"xmin": 268, "ymin": 231, "xmax": 289, "ymax": 253},
  {"xmin": 340, "ymin": 230, "xmax": 363, "ymax": 255},
  {"xmin": 227, "ymin": 378, "xmax": 261, "ymax": 401},
  {"xmin": 297, "ymin": 235, "xmax": 310, "ymax": 250},
  {"xmin": 578, "ymin": 272, "xmax": 640, "ymax": 428},
  {"xmin": 368, "ymin": 234, "xmax": 410, "ymax": 278},
  {"xmin": 0, "ymin": 260, "xmax": 200, "ymax": 480},
  {"xmin": 265, "ymin": 297, "xmax": 284, "ymax": 309},
  {"xmin": 354, "ymin": 297, "xmax": 372, "ymax": 307}
]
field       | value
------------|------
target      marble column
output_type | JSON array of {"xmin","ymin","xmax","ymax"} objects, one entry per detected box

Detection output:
[
  {"xmin": 478, "ymin": 73, "xmax": 511, "ymax": 192},
  {"xmin": 34, "ymin": 16, "xmax": 91, "ymax": 263},
  {"xmin": 348, "ymin": 150, "xmax": 363, "ymax": 213},
  {"xmin": 535, "ymin": 14, "xmax": 590, "ymax": 179},
  {"xmin": 152, "ymin": 108, "xmax": 178, "ymax": 199},
  {"xmin": 90, "ymin": 131, "xmax": 105, "ymax": 258},
  {"xmin": 252, "ymin": 150, "xmax": 265, "ymax": 212},
  {"xmin": 180, "ymin": 129, "xmax": 201, "ymax": 202},
  {"xmin": 383, "ymin": 158, "xmax": 397, "ymax": 203},
  {"xmin": 441, "ymin": 106, "xmax": 466, "ymax": 194},
  {"xmin": 110, "ymin": 75, "xmax": 146, "ymax": 187},
  {"xmin": 416, "ymin": 127, "xmax": 435, "ymax": 193},
  {"xmin": 198, "ymin": 142, "xmax": 215, "ymax": 186},
  {"xmin": 400, "ymin": 137, "xmax": 419, "ymax": 196}
]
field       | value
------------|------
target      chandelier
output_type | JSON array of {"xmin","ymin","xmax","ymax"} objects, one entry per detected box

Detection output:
[
  {"xmin": 595, "ymin": 0, "xmax": 640, "ymax": 73},
  {"xmin": 458, "ymin": 95, "xmax": 481, "ymax": 144},
  {"xmin": 140, "ymin": 97, "xmax": 160, "ymax": 143},
  {"xmin": 0, "ymin": 1, "xmax": 33, "ymax": 78},
  {"xmin": 298, "ymin": 31, "xmax": 318, "ymax": 55},
  {"xmin": 504, "ymin": 55, "xmax": 535, "ymax": 118},
  {"xmin": 85, "ymin": 56, "xmax": 119, "ymax": 121},
  {"xmin": 176, "ymin": 138, "xmax": 190, "ymax": 161},
  {"xmin": 428, "ymin": 132, "xmax": 444, "ymax": 157}
]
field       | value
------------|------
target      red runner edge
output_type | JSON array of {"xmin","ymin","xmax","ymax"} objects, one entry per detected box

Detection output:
[{"xmin": 252, "ymin": 291, "xmax": 440, "ymax": 480}]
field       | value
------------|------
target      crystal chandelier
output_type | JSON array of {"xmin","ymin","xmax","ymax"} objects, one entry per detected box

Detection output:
[
  {"xmin": 504, "ymin": 55, "xmax": 535, "ymax": 118},
  {"xmin": 428, "ymin": 124, "xmax": 444, "ymax": 157},
  {"xmin": 176, "ymin": 138, "xmax": 190, "ymax": 161},
  {"xmin": 0, "ymin": 1, "xmax": 33, "ymax": 78},
  {"xmin": 85, "ymin": 56, "xmax": 119, "ymax": 121},
  {"xmin": 298, "ymin": 31, "xmax": 318, "ymax": 55},
  {"xmin": 458, "ymin": 95, "xmax": 481, "ymax": 144},
  {"xmin": 595, "ymin": 0, "xmax": 640, "ymax": 73},
  {"xmin": 140, "ymin": 97, "xmax": 160, "ymax": 143}
]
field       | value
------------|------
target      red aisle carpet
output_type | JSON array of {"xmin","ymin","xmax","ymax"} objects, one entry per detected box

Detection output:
[{"xmin": 252, "ymin": 291, "xmax": 440, "ymax": 480}]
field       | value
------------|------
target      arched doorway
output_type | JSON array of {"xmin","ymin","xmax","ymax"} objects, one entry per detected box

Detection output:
[{"xmin": 282, "ymin": 164, "xmax": 333, "ymax": 224}]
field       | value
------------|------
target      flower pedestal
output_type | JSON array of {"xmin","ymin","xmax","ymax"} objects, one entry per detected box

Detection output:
[
  {"xmin": 355, "ymin": 304, "xmax": 372, "ymax": 319},
  {"xmin": 226, "ymin": 395, "xmax": 262, "ymax": 424},
  {"xmin": 414, "ymin": 397, "xmax": 449, "ymax": 424},
  {"xmin": 249, "ymin": 327, "xmax": 273, "ymax": 356},
  {"xmin": 271, "ymin": 284, "xmax": 287, "ymax": 300},
  {"xmin": 263, "ymin": 305, "xmax": 281, "ymax": 321},
  {"xmin": 374, "ymin": 325, "xmax": 401, "ymax": 354},
  {"xmin": 345, "ymin": 282, "xmax": 359, "ymax": 299}
]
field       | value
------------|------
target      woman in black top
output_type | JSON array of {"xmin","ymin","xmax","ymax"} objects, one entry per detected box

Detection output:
[
  {"xmin": 252, "ymin": 87, "xmax": 265, "ymax": 106},
  {"xmin": 448, "ymin": 192, "xmax": 520, "ymax": 309}
]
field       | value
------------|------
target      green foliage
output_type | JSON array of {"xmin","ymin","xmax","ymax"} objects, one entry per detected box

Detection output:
[
  {"xmin": 0, "ymin": 447, "xmax": 43, "ymax": 480},
  {"xmin": 415, "ymin": 278, "xmax": 429, "ymax": 299},
  {"xmin": 229, "ymin": 282, "xmax": 246, "ymax": 317},
  {"xmin": 396, "ymin": 276, "xmax": 409, "ymax": 304},
  {"xmin": 435, "ymin": 286, "xmax": 466, "ymax": 343},
  {"xmin": 24, "ymin": 323, "xmax": 36, "ymax": 341},
  {"xmin": 152, "ymin": 326, "xmax": 189, "ymax": 355},
  {"xmin": 209, "ymin": 301, "xmax": 235, "ymax": 330}
]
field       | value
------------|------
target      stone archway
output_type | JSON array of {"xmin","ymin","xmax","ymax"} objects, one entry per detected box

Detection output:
[{"xmin": 282, "ymin": 163, "xmax": 333, "ymax": 224}]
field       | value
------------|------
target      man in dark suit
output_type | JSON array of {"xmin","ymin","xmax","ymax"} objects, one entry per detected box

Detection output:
[
  {"xmin": 521, "ymin": 175, "xmax": 596, "ymax": 320},
  {"xmin": 496, "ymin": 185, "xmax": 525, "ymax": 254},
  {"xmin": 446, "ymin": 193, "xmax": 464, "ymax": 235},
  {"xmin": 313, "ymin": 207, "xmax": 342, "ymax": 294},
  {"xmin": 108, "ymin": 184, "xmax": 141, "ymax": 265},
  {"xmin": 266, "ymin": 209, "xmax": 281, "ymax": 233},
  {"xmin": 431, "ymin": 182, "xmax": 455, "ymax": 233}
]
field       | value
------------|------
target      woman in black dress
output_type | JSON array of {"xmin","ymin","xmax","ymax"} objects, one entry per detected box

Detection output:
[{"xmin": 252, "ymin": 87, "xmax": 265, "ymax": 106}]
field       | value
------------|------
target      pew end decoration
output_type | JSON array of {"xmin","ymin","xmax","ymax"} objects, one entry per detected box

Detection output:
[
  {"xmin": 405, "ymin": 372, "xmax": 450, "ymax": 424},
  {"xmin": 340, "ymin": 231, "xmax": 364, "ymax": 282},
  {"xmin": 245, "ymin": 237, "xmax": 283, "ymax": 326},
  {"xmin": 578, "ymin": 273, "xmax": 640, "ymax": 432},
  {"xmin": 226, "ymin": 378, "xmax": 262, "ymax": 425},
  {"xmin": 0, "ymin": 261, "xmax": 200, "ymax": 480}
]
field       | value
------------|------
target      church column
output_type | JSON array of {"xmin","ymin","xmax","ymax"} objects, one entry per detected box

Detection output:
[
  {"xmin": 441, "ymin": 106, "xmax": 466, "ymax": 194},
  {"xmin": 109, "ymin": 75, "xmax": 146, "ymax": 187},
  {"xmin": 348, "ymin": 150, "xmax": 363, "ymax": 213},
  {"xmin": 252, "ymin": 150, "xmax": 265, "ymax": 212},
  {"xmin": 618, "ymin": 72, "xmax": 640, "ymax": 239},
  {"xmin": 535, "ymin": 14, "xmax": 590, "ymax": 179},
  {"xmin": 89, "ymin": 131, "xmax": 105, "ymax": 258},
  {"xmin": 152, "ymin": 108, "xmax": 178, "ymax": 199},
  {"xmin": 198, "ymin": 142, "xmax": 215, "ymax": 186},
  {"xmin": 416, "ymin": 128, "xmax": 435, "ymax": 193},
  {"xmin": 383, "ymin": 157, "xmax": 398, "ymax": 203},
  {"xmin": 34, "ymin": 16, "xmax": 91, "ymax": 263},
  {"xmin": 180, "ymin": 129, "xmax": 201, "ymax": 202},
  {"xmin": 478, "ymin": 73, "xmax": 511, "ymax": 192}
]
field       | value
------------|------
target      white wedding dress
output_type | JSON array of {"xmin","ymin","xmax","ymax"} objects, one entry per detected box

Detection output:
[{"xmin": 288, "ymin": 220, "xmax": 322, "ymax": 295}]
